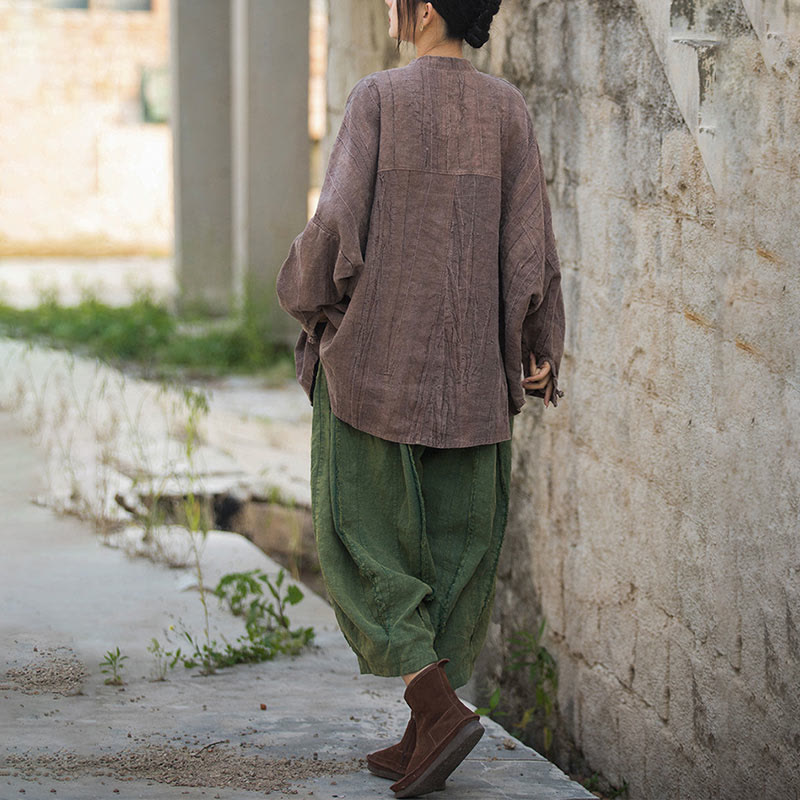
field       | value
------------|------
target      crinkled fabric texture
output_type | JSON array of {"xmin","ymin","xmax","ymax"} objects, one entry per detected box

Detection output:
[
  {"xmin": 311, "ymin": 364, "xmax": 513, "ymax": 690},
  {"xmin": 277, "ymin": 54, "xmax": 565, "ymax": 448}
]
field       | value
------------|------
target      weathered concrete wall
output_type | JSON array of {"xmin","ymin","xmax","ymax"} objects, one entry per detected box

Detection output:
[
  {"xmin": 0, "ymin": 0, "xmax": 171, "ymax": 256},
  {"xmin": 329, "ymin": 1, "xmax": 800, "ymax": 797},
  {"xmin": 470, "ymin": 1, "xmax": 800, "ymax": 798}
]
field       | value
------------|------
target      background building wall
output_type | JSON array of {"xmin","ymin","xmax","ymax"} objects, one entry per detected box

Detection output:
[
  {"xmin": 0, "ymin": 0, "xmax": 171, "ymax": 257},
  {"xmin": 328, "ymin": 1, "xmax": 800, "ymax": 797}
]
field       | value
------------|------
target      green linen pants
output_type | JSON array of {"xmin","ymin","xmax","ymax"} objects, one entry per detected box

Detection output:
[{"xmin": 310, "ymin": 362, "xmax": 513, "ymax": 690}]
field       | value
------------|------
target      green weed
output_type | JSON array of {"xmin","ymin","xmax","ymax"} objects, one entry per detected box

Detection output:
[
  {"xmin": 146, "ymin": 637, "xmax": 181, "ymax": 681},
  {"xmin": 150, "ymin": 568, "xmax": 314, "ymax": 675},
  {"xmin": 99, "ymin": 646, "xmax": 128, "ymax": 686},
  {"xmin": 143, "ymin": 386, "xmax": 315, "ymax": 677},
  {"xmin": 508, "ymin": 618, "xmax": 559, "ymax": 753},
  {"xmin": 474, "ymin": 686, "xmax": 505, "ymax": 717},
  {"xmin": 0, "ymin": 291, "xmax": 294, "ymax": 379}
]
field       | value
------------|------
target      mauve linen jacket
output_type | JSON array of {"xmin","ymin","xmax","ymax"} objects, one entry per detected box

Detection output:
[{"xmin": 276, "ymin": 53, "xmax": 565, "ymax": 449}]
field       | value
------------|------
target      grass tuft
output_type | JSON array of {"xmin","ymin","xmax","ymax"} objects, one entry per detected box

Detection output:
[{"xmin": 0, "ymin": 292, "xmax": 295, "ymax": 380}]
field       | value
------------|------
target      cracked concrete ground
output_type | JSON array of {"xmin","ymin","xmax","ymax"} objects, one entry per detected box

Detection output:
[{"xmin": 0, "ymin": 348, "xmax": 594, "ymax": 799}]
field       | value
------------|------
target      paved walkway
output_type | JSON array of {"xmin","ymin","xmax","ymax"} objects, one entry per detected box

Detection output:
[
  {"xmin": 0, "ymin": 331, "xmax": 594, "ymax": 799},
  {"xmin": 0, "ymin": 408, "xmax": 595, "ymax": 799}
]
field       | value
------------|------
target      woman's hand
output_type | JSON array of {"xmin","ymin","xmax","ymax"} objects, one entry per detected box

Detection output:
[{"xmin": 521, "ymin": 355, "xmax": 554, "ymax": 407}]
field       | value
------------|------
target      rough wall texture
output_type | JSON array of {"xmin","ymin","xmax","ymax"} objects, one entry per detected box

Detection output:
[
  {"xmin": 0, "ymin": 0, "xmax": 171, "ymax": 256},
  {"xmin": 469, "ymin": 1, "xmax": 800, "ymax": 798},
  {"xmin": 329, "ymin": 1, "xmax": 800, "ymax": 798}
]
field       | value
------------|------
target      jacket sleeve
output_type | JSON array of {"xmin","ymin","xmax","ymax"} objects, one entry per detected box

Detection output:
[
  {"xmin": 276, "ymin": 75, "xmax": 381, "ymax": 341},
  {"xmin": 500, "ymin": 93, "xmax": 566, "ymax": 409}
]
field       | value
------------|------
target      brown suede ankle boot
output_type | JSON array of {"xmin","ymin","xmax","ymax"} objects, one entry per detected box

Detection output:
[
  {"xmin": 367, "ymin": 713, "xmax": 416, "ymax": 780},
  {"xmin": 366, "ymin": 713, "xmax": 446, "ymax": 791},
  {"xmin": 389, "ymin": 658, "xmax": 484, "ymax": 798}
]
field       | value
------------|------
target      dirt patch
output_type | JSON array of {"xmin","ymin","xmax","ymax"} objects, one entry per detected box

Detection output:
[
  {"xmin": 2, "ymin": 744, "xmax": 364, "ymax": 794},
  {"xmin": 2, "ymin": 646, "xmax": 88, "ymax": 696}
]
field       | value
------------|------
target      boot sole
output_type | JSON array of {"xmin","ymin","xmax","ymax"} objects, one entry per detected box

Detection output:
[
  {"xmin": 367, "ymin": 762, "xmax": 446, "ymax": 791},
  {"xmin": 393, "ymin": 720, "xmax": 484, "ymax": 798}
]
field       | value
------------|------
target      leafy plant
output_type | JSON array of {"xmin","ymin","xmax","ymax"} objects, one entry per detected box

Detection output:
[
  {"xmin": 216, "ymin": 568, "xmax": 308, "ymax": 634},
  {"xmin": 507, "ymin": 618, "xmax": 559, "ymax": 753},
  {"xmin": 146, "ymin": 636, "xmax": 182, "ymax": 681},
  {"xmin": 151, "ymin": 568, "xmax": 314, "ymax": 674},
  {"xmin": 144, "ymin": 388, "xmax": 314, "ymax": 677},
  {"xmin": 474, "ymin": 685, "xmax": 506, "ymax": 717},
  {"xmin": 99, "ymin": 646, "xmax": 128, "ymax": 685},
  {"xmin": 176, "ymin": 386, "xmax": 215, "ymax": 673}
]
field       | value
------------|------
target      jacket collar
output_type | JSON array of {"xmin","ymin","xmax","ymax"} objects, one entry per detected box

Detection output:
[{"xmin": 411, "ymin": 55, "xmax": 477, "ymax": 71}]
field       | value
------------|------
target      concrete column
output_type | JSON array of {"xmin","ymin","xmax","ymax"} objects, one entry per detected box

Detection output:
[
  {"xmin": 232, "ymin": 0, "xmax": 309, "ymax": 340},
  {"xmin": 170, "ymin": 0, "xmax": 233, "ymax": 315},
  {"xmin": 325, "ymin": 0, "xmax": 405, "ymax": 164}
]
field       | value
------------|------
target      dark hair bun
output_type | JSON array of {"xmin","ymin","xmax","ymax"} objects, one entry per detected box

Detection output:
[{"xmin": 464, "ymin": 0, "xmax": 501, "ymax": 48}]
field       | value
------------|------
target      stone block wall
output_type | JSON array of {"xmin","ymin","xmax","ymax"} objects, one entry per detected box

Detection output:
[
  {"xmin": 328, "ymin": 0, "xmax": 800, "ymax": 797},
  {"xmin": 467, "ymin": 1, "xmax": 800, "ymax": 798},
  {"xmin": 0, "ymin": 0, "xmax": 171, "ymax": 256}
]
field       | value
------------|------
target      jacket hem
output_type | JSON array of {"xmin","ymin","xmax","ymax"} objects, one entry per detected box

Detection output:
[{"xmin": 326, "ymin": 392, "xmax": 513, "ymax": 450}]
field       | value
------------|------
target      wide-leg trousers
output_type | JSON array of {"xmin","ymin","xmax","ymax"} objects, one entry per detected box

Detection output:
[{"xmin": 310, "ymin": 362, "xmax": 513, "ymax": 690}]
